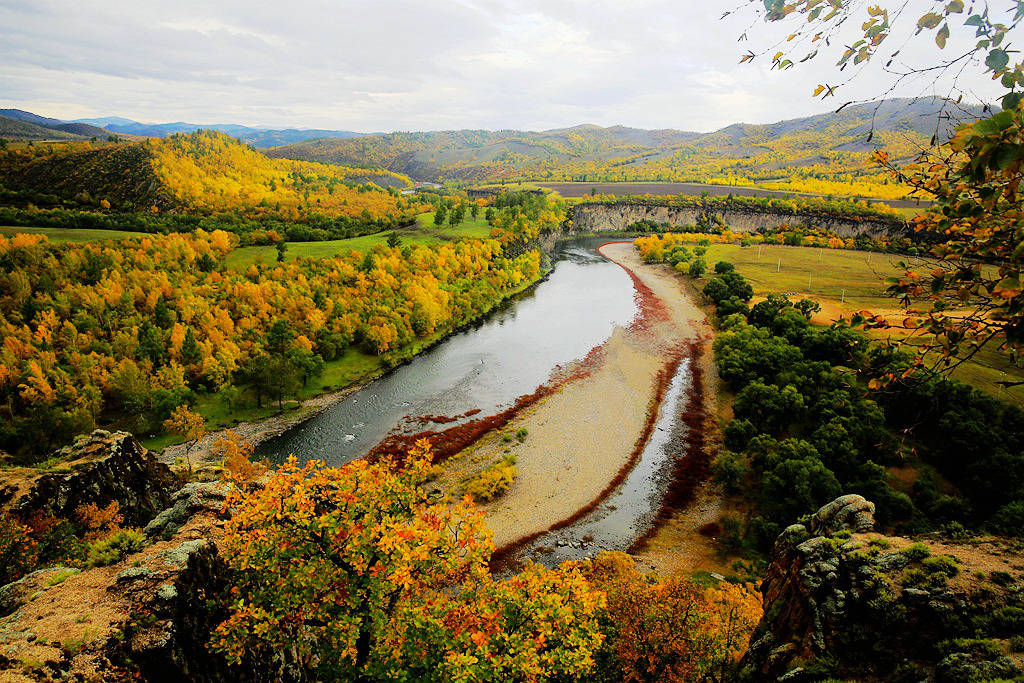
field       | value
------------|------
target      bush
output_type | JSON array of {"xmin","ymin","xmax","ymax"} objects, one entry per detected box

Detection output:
[
  {"xmin": 688, "ymin": 258, "xmax": 707, "ymax": 278},
  {"xmin": 713, "ymin": 451, "xmax": 748, "ymax": 495},
  {"xmin": 0, "ymin": 514, "xmax": 38, "ymax": 585},
  {"xmin": 922, "ymin": 555, "xmax": 960, "ymax": 577},
  {"xmin": 87, "ymin": 529, "xmax": 146, "ymax": 567},
  {"xmin": 901, "ymin": 543, "xmax": 931, "ymax": 562},
  {"xmin": 465, "ymin": 458, "xmax": 517, "ymax": 502},
  {"xmin": 714, "ymin": 261, "xmax": 735, "ymax": 274}
]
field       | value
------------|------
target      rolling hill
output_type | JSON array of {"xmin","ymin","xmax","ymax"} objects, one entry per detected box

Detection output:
[
  {"xmin": 0, "ymin": 109, "xmax": 113, "ymax": 140},
  {"xmin": 266, "ymin": 98, "xmax": 987, "ymax": 197},
  {"xmin": 0, "ymin": 131, "xmax": 418, "ymax": 222},
  {"xmin": 0, "ymin": 116, "xmax": 85, "ymax": 142}
]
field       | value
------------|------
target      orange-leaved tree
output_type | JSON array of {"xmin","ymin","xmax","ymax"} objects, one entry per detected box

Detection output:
[
  {"xmin": 209, "ymin": 439, "xmax": 606, "ymax": 681},
  {"xmin": 164, "ymin": 404, "xmax": 205, "ymax": 475},
  {"xmin": 578, "ymin": 551, "xmax": 762, "ymax": 683}
]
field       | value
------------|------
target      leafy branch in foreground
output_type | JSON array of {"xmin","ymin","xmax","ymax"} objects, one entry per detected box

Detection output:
[
  {"xmin": 730, "ymin": 1, "xmax": 1022, "ymax": 111},
  {"xmin": 874, "ymin": 102, "xmax": 1024, "ymax": 375}
]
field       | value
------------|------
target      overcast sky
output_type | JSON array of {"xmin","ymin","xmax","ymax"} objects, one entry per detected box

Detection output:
[{"xmin": 0, "ymin": 0, "xmax": 1006, "ymax": 133}]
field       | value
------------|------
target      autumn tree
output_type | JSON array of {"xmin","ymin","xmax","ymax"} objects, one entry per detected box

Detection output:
[
  {"xmin": 210, "ymin": 440, "xmax": 606, "ymax": 680},
  {"xmin": 164, "ymin": 404, "xmax": 205, "ymax": 474},
  {"xmin": 212, "ymin": 430, "xmax": 266, "ymax": 486},
  {"xmin": 578, "ymin": 551, "xmax": 761, "ymax": 682}
]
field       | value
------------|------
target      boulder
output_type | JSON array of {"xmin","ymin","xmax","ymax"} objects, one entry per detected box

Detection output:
[{"xmin": 10, "ymin": 430, "xmax": 179, "ymax": 527}]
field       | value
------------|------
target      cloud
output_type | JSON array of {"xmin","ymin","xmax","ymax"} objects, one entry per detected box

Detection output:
[{"xmin": 0, "ymin": 0, "xmax": 1006, "ymax": 132}]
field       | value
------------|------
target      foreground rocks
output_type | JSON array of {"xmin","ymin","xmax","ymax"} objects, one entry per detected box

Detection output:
[
  {"xmin": 0, "ymin": 503, "xmax": 231, "ymax": 682},
  {"xmin": 740, "ymin": 494, "xmax": 1024, "ymax": 682},
  {"xmin": 5, "ymin": 430, "xmax": 180, "ymax": 526},
  {"xmin": 0, "ymin": 430, "xmax": 239, "ymax": 681}
]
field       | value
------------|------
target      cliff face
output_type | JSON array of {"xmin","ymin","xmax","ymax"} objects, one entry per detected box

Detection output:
[
  {"xmin": 740, "ymin": 494, "xmax": 1024, "ymax": 682},
  {"xmin": 5, "ymin": 430, "xmax": 179, "ymax": 527},
  {"xmin": 569, "ymin": 202, "xmax": 903, "ymax": 238}
]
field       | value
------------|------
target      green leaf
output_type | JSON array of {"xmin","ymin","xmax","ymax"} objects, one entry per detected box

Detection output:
[
  {"xmin": 917, "ymin": 12, "xmax": 943, "ymax": 29},
  {"xmin": 965, "ymin": 14, "xmax": 985, "ymax": 27},
  {"xmin": 1001, "ymin": 91, "xmax": 1023, "ymax": 110},
  {"xmin": 936, "ymin": 23, "xmax": 950, "ymax": 48},
  {"xmin": 986, "ymin": 48, "xmax": 1010, "ymax": 72},
  {"xmin": 973, "ymin": 111, "xmax": 1014, "ymax": 135},
  {"xmin": 946, "ymin": 0, "xmax": 964, "ymax": 12},
  {"xmin": 995, "ymin": 144, "xmax": 1022, "ymax": 170}
]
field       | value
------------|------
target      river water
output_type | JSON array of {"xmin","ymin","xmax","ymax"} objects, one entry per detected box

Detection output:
[
  {"xmin": 255, "ymin": 239, "xmax": 697, "ymax": 563},
  {"xmin": 256, "ymin": 240, "xmax": 637, "ymax": 465}
]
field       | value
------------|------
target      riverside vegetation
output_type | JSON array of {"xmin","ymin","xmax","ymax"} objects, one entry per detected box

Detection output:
[{"xmin": 2, "ymin": 27, "xmax": 1024, "ymax": 677}]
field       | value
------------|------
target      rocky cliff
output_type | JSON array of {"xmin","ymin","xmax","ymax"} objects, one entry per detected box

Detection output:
[
  {"xmin": 4, "ymin": 430, "xmax": 179, "ymax": 527},
  {"xmin": 569, "ymin": 201, "xmax": 903, "ymax": 238},
  {"xmin": 740, "ymin": 494, "xmax": 1024, "ymax": 682}
]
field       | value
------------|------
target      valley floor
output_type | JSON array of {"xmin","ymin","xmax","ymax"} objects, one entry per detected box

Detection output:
[{"xmin": 437, "ymin": 242, "xmax": 725, "ymax": 572}]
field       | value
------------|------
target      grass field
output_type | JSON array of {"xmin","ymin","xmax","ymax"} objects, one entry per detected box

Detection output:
[
  {"xmin": 0, "ymin": 226, "xmax": 148, "ymax": 242},
  {"xmin": 141, "ymin": 348, "xmax": 383, "ymax": 451},
  {"xmin": 698, "ymin": 243, "xmax": 1024, "ymax": 403},
  {"xmin": 703, "ymin": 243, "xmax": 906, "ymax": 310},
  {"xmin": 225, "ymin": 213, "xmax": 494, "ymax": 270}
]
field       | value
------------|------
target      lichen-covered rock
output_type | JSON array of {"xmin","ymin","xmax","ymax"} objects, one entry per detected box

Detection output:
[
  {"xmin": 0, "ymin": 567, "xmax": 79, "ymax": 617},
  {"xmin": 10, "ymin": 430, "xmax": 179, "ymax": 527},
  {"xmin": 144, "ymin": 482, "xmax": 228, "ymax": 539},
  {"xmin": 808, "ymin": 494, "xmax": 875, "ymax": 535},
  {"xmin": 738, "ymin": 495, "xmax": 1024, "ymax": 681}
]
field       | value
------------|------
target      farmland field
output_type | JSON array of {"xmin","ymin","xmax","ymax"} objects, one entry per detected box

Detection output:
[{"xmin": 698, "ymin": 243, "xmax": 1024, "ymax": 403}]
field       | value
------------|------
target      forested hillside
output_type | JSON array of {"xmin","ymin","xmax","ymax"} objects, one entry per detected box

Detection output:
[
  {"xmin": 0, "ymin": 230, "xmax": 540, "ymax": 458},
  {"xmin": 269, "ymin": 99, "xmax": 984, "ymax": 199},
  {"xmin": 0, "ymin": 131, "xmax": 422, "ymax": 229}
]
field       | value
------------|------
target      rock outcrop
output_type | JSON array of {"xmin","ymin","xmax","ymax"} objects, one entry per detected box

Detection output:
[
  {"xmin": 7, "ymin": 430, "xmax": 179, "ymax": 527},
  {"xmin": 0, "ymin": 472, "xmax": 233, "ymax": 682},
  {"xmin": 569, "ymin": 201, "xmax": 903, "ymax": 238},
  {"xmin": 739, "ymin": 495, "xmax": 1024, "ymax": 682}
]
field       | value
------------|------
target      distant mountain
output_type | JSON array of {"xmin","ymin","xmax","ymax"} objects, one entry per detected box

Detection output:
[
  {"xmin": 0, "ymin": 115, "xmax": 86, "ymax": 142},
  {"xmin": 69, "ymin": 117, "xmax": 364, "ymax": 148},
  {"xmin": 267, "ymin": 98, "xmax": 988, "ymax": 184},
  {"xmin": 0, "ymin": 109, "xmax": 115, "ymax": 141}
]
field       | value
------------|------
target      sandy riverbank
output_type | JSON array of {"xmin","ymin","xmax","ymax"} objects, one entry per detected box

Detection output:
[{"xmin": 441, "ymin": 242, "xmax": 715, "ymax": 552}]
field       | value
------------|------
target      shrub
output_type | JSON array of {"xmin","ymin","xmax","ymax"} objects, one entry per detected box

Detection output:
[
  {"xmin": 922, "ymin": 555, "xmax": 960, "ymax": 577},
  {"xmin": 713, "ymin": 451, "xmax": 748, "ymax": 495},
  {"xmin": 688, "ymin": 257, "xmax": 707, "ymax": 278},
  {"xmin": 714, "ymin": 261, "xmax": 735, "ymax": 274},
  {"xmin": 989, "ymin": 606, "xmax": 1024, "ymax": 636},
  {"xmin": 0, "ymin": 514, "xmax": 39, "ymax": 584},
  {"xmin": 465, "ymin": 458, "xmax": 517, "ymax": 502},
  {"xmin": 87, "ymin": 529, "xmax": 146, "ymax": 567},
  {"xmin": 901, "ymin": 543, "xmax": 931, "ymax": 562}
]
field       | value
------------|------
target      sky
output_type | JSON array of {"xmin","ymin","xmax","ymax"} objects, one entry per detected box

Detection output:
[{"xmin": 0, "ymin": 0, "xmax": 1007, "ymax": 133}]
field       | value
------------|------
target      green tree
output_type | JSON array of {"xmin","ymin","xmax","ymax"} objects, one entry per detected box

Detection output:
[
  {"xmin": 180, "ymin": 327, "xmax": 201, "ymax": 367},
  {"xmin": 137, "ymin": 319, "xmax": 165, "ymax": 365},
  {"xmin": 688, "ymin": 257, "xmax": 707, "ymax": 278}
]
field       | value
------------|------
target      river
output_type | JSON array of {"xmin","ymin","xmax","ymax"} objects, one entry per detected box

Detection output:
[
  {"xmin": 256, "ymin": 239, "xmax": 637, "ymax": 465},
  {"xmin": 256, "ymin": 239, "xmax": 697, "ymax": 564}
]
